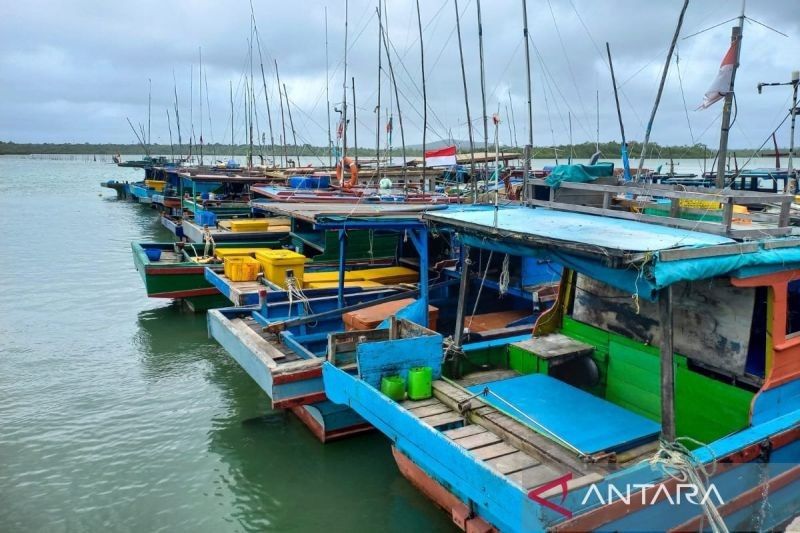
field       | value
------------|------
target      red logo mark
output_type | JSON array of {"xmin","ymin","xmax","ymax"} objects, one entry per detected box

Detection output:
[{"xmin": 528, "ymin": 473, "xmax": 573, "ymax": 518}]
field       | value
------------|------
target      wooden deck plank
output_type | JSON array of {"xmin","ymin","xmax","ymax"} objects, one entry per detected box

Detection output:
[
  {"xmin": 443, "ymin": 425, "xmax": 486, "ymax": 439},
  {"xmin": 507, "ymin": 464, "xmax": 561, "ymax": 490},
  {"xmin": 484, "ymin": 451, "xmax": 540, "ymax": 475},
  {"xmin": 401, "ymin": 397, "xmax": 441, "ymax": 409},
  {"xmin": 410, "ymin": 402, "xmax": 453, "ymax": 419},
  {"xmin": 421, "ymin": 411, "xmax": 464, "ymax": 429},
  {"xmin": 454, "ymin": 431, "xmax": 503, "ymax": 450},
  {"xmin": 456, "ymin": 369, "xmax": 521, "ymax": 388},
  {"xmin": 471, "ymin": 442, "xmax": 519, "ymax": 461}
]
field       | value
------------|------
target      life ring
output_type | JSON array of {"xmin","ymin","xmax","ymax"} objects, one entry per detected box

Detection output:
[{"xmin": 335, "ymin": 156, "xmax": 359, "ymax": 188}]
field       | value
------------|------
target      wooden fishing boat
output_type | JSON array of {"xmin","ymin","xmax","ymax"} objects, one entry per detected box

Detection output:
[
  {"xmin": 323, "ymin": 188, "xmax": 800, "ymax": 532},
  {"xmin": 131, "ymin": 240, "xmax": 285, "ymax": 311}
]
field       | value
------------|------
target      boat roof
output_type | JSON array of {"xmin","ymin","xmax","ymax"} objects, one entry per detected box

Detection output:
[
  {"xmin": 253, "ymin": 202, "xmax": 447, "ymax": 224},
  {"xmin": 424, "ymin": 205, "xmax": 800, "ymax": 299},
  {"xmin": 179, "ymin": 173, "xmax": 277, "ymax": 183}
]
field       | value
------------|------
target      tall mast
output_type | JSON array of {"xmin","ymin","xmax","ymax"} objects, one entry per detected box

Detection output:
[
  {"xmin": 508, "ymin": 88, "xmax": 518, "ymax": 147},
  {"xmin": 375, "ymin": 1, "xmax": 382, "ymax": 179},
  {"xmin": 248, "ymin": 33, "xmax": 255, "ymax": 170},
  {"xmin": 521, "ymin": 0, "xmax": 533, "ymax": 199},
  {"xmin": 342, "ymin": 0, "xmax": 349, "ymax": 159},
  {"xmin": 416, "ymin": 0, "xmax": 427, "ymax": 189},
  {"xmin": 476, "ymin": 0, "xmax": 489, "ymax": 171},
  {"xmin": 716, "ymin": 2, "xmax": 746, "ymax": 188},
  {"xmin": 453, "ymin": 0, "xmax": 476, "ymax": 203},
  {"xmin": 596, "ymin": 89, "xmax": 600, "ymax": 152},
  {"xmin": 284, "ymin": 83, "xmax": 298, "ymax": 165},
  {"xmin": 606, "ymin": 43, "xmax": 631, "ymax": 181},
  {"xmin": 275, "ymin": 60, "xmax": 288, "ymax": 167},
  {"xmin": 147, "ymin": 78, "xmax": 152, "ymax": 156},
  {"xmin": 173, "ymin": 71, "xmax": 183, "ymax": 162},
  {"xmin": 166, "ymin": 109, "xmax": 174, "ymax": 162},
  {"xmin": 325, "ymin": 6, "xmax": 333, "ymax": 168},
  {"xmin": 635, "ymin": 0, "xmax": 689, "ymax": 180},
  {"xmin": 380, "ymin": 11, "xmax": 406, "ymax": 176},
  {"xmin": 199, "ymin": 47, "xmax": 204, "ymax": 166},
  {"xmin": 230, "ymin": 80, "xmax": 235, "ymax": 163},
  {"xmin": 351, "ymin": 77, "xmax": 358, "ymax": 165},
  {"xmin": 252, "ymin": 8, "xmax": 276, "ymax": 168}
]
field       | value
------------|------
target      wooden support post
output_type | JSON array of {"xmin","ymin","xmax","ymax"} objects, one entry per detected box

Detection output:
[
  {"xmin": 453, "ymin": 244, "xmax": 471, "ymax": 347},
  {"xmin": 779, "ymin": 199, "xmax": 792, "ymax": 227},
  {"xmin": 337, "ymin": 229, "xmax": 347, "ymax": 308},
  {"xmin": 722, "ymin": 201, "xmax": 734, "ymax": 233},
  {"xmin": 658, "ymin": 286, "xmax": 675, "ymax": 441}
]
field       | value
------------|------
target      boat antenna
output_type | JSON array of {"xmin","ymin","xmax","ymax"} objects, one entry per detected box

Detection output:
[
  {"xmin": 635, "ymin": 0, "xmax": 690, "ymax": 181},
  {"xmin": 325, "ymin": 6, "xmax": 333, "ymax": 168},
  {"xmin": 606, "ymin": 42, "xmax": 631, "ymax": 181},
  {"xmin": 476, "ymin": 0, "xmax": 489, "ymax": 186},
  {"xmin": 521, "ymin": 0, "xmax": 533, "ymax": 199},
  {"xmin": 716, "ymin": 0, "xmax": 746, "ymax": 188},
  {"xmin": 284, "ymin": 82, "xmax": 298, "ymax": 166},
  {"xmin": 275, "ymin": 59, "xmax": 288, "ymax": 168},
  {"xmin": 416, "ymin": 0, "xmax": 428, "ymax": 190},
  {"xmin": 453, "ymin": 0, "xmax": 476, "ymax": 203}
]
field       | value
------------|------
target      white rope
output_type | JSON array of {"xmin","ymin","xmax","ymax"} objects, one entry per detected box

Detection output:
[
  {"xmin": 499, "ymin": 253, "xmax": 510, "ymax": 296},
  {"xmin": 467, "ymin": 250, "xmax": 493, "ymax": 328},
  {"xmin": 647, "ymin": 438, "xmax": 728, "ymax": 533},
  {"xmin": 202, "ymin": 226, "xmax": 215, "ymax": 258}
]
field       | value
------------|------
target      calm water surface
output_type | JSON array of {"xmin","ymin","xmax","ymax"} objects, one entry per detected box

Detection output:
[{"xmin": 0, "ymin": 157, "xmax": 454, "ymax": 532}]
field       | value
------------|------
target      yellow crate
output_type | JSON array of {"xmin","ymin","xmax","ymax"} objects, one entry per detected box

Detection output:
[
  {"xmin": 305, "ymin": 280, "xmax": 384, "ymax": 289},
  {"xmin": 228, "ymin": 219, "xmax": 271, "ymax": 232},
  {"xmin": 223, "ymin": 256, "xmax": 261, "ymax": 282},
  {"xmin": 145, "ymin": 179, "xmax": 167, "ymax": 192},
  {"xmin": 357, "ymin": 266, "xmax": 418, "ymax": 284},
  {"xmin": 255, "ymin": 250, "xmax": 307, "ymax": 286},
  {"xmin": 678, "ymin": 198, "xmax": 721, "ymax": 210}
]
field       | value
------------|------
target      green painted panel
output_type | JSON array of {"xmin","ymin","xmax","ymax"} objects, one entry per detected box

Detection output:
[{"xmin": 508, "ymin": 344, "xmax": 542, "ymax": 375}]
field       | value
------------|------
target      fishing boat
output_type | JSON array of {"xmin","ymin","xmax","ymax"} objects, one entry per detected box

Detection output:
[
  {"xmin": 322, "ymin": 185, "xmax": 800, "ymax": 532},
  {"xmin": 131, "ymin": 240, "xmax": 285, "ymax": 311}
]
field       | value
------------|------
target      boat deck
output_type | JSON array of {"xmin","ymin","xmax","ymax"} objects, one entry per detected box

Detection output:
[
  {"xmin": 204, "ymin": 268, "xmax": 264, "ymax": 305},
  {"xmin": 397, "ymin": 371, "xmax": 659, "ymax": 496}
]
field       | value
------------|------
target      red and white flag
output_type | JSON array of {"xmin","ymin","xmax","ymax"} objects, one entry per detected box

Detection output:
[
  {"xmin": 698, "ymin": 43, "xmax": 737, "ymax": 110},
  {"xmin": 424, "ymin": 145, "xmax": 457, "ymax": 167}
]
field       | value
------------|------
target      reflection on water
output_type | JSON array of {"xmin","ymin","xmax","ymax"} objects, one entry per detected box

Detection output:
[{"xmin": 0, "ymin": 158, "xmax": 453, "ymax": 532}]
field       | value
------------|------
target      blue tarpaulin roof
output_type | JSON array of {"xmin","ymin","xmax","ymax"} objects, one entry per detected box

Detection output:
[{"xmin": 424, "ymin": 205, "xmax": 800, "ymax": 300}]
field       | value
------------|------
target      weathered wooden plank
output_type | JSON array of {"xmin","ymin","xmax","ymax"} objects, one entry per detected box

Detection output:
[
  {"xmin": 471, "ymin": 441, "xmax": 519, "ymax": 460},
  {"xmin": 421, "ymin": 411, "xmax": 464, "ymax": 429},
  {"xmin": 230, "ymin": 319, "xmax": 285, "ymax": 364},
  {"xmin": 410, "ymin": 402, "xmax": 453, "ymax": 419},
  {"xmin": 511, "ymin": 334, "xmax": 593, "ymax": 360},
  {"xmin": 457, "ymin": 369, "xmax": 520, "ymax": 387},
  {"xmin": 443, "ymin": 424, "xmax": 486, "ymax": 439},
  {"xmin": 400, "ymin": 397, "xmax": 441, "ymax": 409},
  {"xmin": 658, "ymin": 242, "xmax": 759, "ymax": 262},
  {"xmin": 455, "ymin": 431, "xmax": 502, "ymax": 450},
  {"xmin": 484, "ymin": 451, "xmax": 540, "ymax": 474},
  {"xmin": 507, "ymin": 463, "xmax": 561, "ymax": 490}
]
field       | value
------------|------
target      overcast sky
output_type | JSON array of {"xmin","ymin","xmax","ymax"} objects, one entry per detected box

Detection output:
[{"xmin": 2, "ymin": 0, "xmax": 799, "ymax": 150}]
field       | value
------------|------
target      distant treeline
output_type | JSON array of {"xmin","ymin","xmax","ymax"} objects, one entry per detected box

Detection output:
[{"xmin": 0, "ymin": 140, "xmax": 772, "ymax": 160}]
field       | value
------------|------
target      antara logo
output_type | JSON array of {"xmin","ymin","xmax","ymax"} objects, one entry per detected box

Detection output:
[{"xmin": 526, "ymin": 475, "xmax": 726, "ymax": 520}]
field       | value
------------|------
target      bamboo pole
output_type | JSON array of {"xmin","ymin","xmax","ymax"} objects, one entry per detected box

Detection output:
[
  {"xmin": 453, "ymin": 0, "xmax": 476, "ymax": 203},
  {"xmin": 416, "ymin": 0, "xmax": 427, "ymax": 191}
]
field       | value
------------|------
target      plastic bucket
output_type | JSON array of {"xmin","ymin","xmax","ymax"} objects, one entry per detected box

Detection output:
[
  {"xmin": 407, "ymin": 367, "xmax": 433, "ymax": 400},
  {"xmin": 144, "ymin": 248, "xmax": 162, "ymax": 261},
  {"xmin": 380, "ymin": 375, "xmax": 406, "ymax": 401}
]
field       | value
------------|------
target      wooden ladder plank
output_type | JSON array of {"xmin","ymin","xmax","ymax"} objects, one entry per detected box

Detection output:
[
  {"xmin": 485, "ymin": 451, "xmax": 540, "ymax": 475},
  {"xmin": 401, "ymin": 397, "xmax": 441, "ymax": 409},
  {"xmin": 410, "ymin": 403, "xmax": 453, "ymax": 419},
  {"xmin": 454, "ymin": 431, "xmax": 503, "ymax": 451},
  {"xmin": 472, "ymin": 442, "xmax": 518, "ymax": 461},
  {"xmin": 422, "ymin": 411, "xmax": 464, "ymax": 429}
]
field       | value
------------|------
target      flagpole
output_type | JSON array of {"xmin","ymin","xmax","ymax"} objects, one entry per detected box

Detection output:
[{"xmin": 716, "ymin": 2, "xmax": 746, "ymax": 188}]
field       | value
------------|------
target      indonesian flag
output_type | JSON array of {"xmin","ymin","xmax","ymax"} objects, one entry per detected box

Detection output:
[
  {"xmin": 425, "ymin": 145, "xmax": 457, "ymax": 167},
  {"xmin": 698, "ymin": 43, "xmax": 736, "ymax": 110}
]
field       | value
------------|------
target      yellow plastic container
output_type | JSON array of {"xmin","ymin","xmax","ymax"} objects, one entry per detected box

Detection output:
[
  {"xmin": 145, "ymin": 180, "xmax": 167, "ymax": 192},
  {"xmin": 223, "ymin": 256, "xmax": 261, "ymax": 282},
  {"xmin": 228, "ymin": 219, "xmax": 270, "ymax": 232},
  {"xmin": 255, "ymin": 250, "xmax": 307, "ymax": 286}
]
